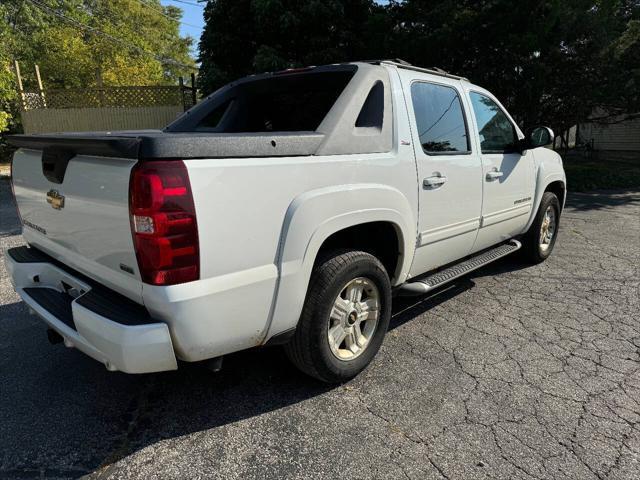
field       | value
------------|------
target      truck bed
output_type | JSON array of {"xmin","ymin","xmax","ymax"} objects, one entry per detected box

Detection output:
[{"xmin": 6, "ymin": 130, "xmax": 326, "ymax": 160}]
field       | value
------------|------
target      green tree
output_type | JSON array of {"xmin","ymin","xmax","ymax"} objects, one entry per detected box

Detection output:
[
  {"xmin": 0, "ymin": 0, "xmax": 196, "ymax": 133},
  {"xmin": 198, "ymin": 0, "xmax": 385, "ymax": 93},
  {"xmin": 389, "ymin": 0, "xmax": 640, "ymax": 134},
  {"xmin": 198, "ymin": 0, "xmax": 639, "ymax": 137},
  {"xmin": 0, "ymin": 2, "xmax": 18, "ymax": 132}
]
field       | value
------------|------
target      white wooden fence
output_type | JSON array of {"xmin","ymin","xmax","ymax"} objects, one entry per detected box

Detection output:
[
  {"xmin": 21, "ymin": 105, "xmax": 184, "ymax": 133},
  {"xmin": 18, "ymin": 84, "xmax": 197, "ymax": 134}
]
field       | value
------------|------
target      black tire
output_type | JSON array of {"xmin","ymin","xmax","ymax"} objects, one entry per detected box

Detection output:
[
  {"xmin": 285, "ymin": 250, "xmax": 392, "ymax": 383},
  {"xmin": 521, "ymin": 191, "xmax": 561, "ymax": 264}
]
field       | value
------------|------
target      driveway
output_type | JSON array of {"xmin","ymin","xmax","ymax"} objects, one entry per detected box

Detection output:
[{"xmin": 1, "ymin": 179, "xmax": 639, "ymax": 480}]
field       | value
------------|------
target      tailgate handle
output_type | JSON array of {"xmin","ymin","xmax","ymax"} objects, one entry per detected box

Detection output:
[{"xmin": 42, "ymin": 148, "xmax": 74, "ymax": 184}]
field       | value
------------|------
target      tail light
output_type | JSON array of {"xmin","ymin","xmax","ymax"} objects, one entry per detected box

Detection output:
[{"xmin": 129, "ymin": 160, "xmax": 199, "ymax": 285}]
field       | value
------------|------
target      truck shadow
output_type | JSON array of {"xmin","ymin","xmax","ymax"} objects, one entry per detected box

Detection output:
[
  {"xmin": 389, "ymin": 254, "xmax": 530, "ymax": 331},
  {"xmin": 0, "ymin": 178, "xmax": 21, "ymax": 238},
  {"xmin": 0, "ymin": 256, "xmax": 528, "ymax": 478},
  {"xmin": 565, "ymin": 189, "xmax": 640, "ymax": 212}
]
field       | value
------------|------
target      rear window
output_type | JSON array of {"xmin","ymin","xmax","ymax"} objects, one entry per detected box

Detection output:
[
  {"xmin": 410, "ymin": 82, "xmax": 470, "ymax": 154},
  {"xmin": 171, "ymin": 69, "xmax": 355, "ymax": 133}
]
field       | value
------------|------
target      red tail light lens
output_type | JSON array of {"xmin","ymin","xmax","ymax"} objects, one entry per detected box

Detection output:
[{"xmin": 129, "ymin": 161, "xmax": 199, "ymax": 285}]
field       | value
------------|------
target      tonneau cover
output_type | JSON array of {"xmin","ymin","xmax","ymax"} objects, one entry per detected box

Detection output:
[{"xmin": 6, "ymin": 130, "xmax": 326, "ymax": 159}]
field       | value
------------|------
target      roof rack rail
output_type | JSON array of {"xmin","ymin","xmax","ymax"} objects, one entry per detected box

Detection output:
[{"xmin": 364, "ymin": 59, "xmax": 469, "ymax": 82}]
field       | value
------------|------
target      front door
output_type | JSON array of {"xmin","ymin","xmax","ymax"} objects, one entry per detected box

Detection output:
[
  {"xmin": 399, "ymin": 71, "xmax": 483, "ymax": 276},
  {"xmin": 466, "ymin": 91, "xmax": 534, "ymax": 252}
]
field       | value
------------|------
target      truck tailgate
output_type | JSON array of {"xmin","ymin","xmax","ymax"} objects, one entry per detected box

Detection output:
[{"xmin": 10, "ymin": 148, "xmax": 142, "ymax": 303}]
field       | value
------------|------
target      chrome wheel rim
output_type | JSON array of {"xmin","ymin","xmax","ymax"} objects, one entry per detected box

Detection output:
[
  {"xmin": 539, "ymin": 206, "xmax": 556, "ymax": 252},
  {"xmin": 327, "ymin": 277, "xmax": 380, "ymax": 361}
]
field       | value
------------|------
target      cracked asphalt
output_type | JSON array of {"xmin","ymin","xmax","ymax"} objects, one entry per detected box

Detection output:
[{"xmin": 1, "ymin": 178, "xmax": 639, "ymax": 480}]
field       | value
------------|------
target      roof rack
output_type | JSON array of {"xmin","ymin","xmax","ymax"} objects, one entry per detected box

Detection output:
[{"xmin": 364, "ymin": 59, "xmax": 469, "ymax": 82}]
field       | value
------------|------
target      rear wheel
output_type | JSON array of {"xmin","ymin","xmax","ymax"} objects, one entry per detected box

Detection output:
[
  {"xmin": 521, "ymin": 191, "xmax": 560, "ymax": 264},
  {"xmin": 285, "ymin": 250, "xmax": 392, "ymax": 383}
]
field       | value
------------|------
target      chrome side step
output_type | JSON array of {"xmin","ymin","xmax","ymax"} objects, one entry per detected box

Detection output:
[{"xmin": 399, "ymin": 239, "xmax": 521, "ymax": 295}]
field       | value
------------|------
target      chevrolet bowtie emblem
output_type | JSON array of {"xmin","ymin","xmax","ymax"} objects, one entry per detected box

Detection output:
[{"xmin": 46, "ymin": 189, "xmax": 65, "ymax": 210}]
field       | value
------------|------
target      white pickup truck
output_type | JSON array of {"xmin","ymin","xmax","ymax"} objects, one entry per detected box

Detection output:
[{"xmin": 6, "ymin": 60, "xmax": 565, "ymax": 382}]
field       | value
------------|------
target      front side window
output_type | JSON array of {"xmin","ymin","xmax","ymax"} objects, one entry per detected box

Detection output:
[
  {"xmin": 410, "ymin": 82, "xmax": 470, "ymax": 154},
  {"xmin": 469, "ymin": 92, "xmax": 518, "ymax": 153}
]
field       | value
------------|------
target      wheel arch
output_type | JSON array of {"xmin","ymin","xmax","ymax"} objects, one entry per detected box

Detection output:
[
  {"xmin": 544, "ymin": 180, "xmax": 566, "ymax": 211},
  {"xmin": 315, "ymin": 221, "xmax": 405, "ymax": 281},
  {"xmin": 523, "ymin": 151, "xmax": 567, "ymax": 233},
  {"xmin": 263, "ymin": 184, "xmax": 416, "ymax": 343}
]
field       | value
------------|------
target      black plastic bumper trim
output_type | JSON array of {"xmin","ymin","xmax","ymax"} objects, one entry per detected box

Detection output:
[
  {"xmin": 23, "ymin": 287, "xmax": 76, "ymax": 330},
  {"xmin": 7, "ymin": 246, "xmax": 51, "ymax": 263},
  {"xmin": 75, "ymin": 288, "xmax": 152, "ymax": 326},
  {"xmin": 9, "ymin": 246, "xmax": 154, "ymax": 326}
]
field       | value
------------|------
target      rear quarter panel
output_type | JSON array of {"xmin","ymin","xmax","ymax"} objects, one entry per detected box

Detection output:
[
  {"xmin": 170, "ymin": 148, "xmax": 417, "ymax": 359},
  {"xmin": 163, "ymin": 68, "xmax": 419, "ymax": 359}
]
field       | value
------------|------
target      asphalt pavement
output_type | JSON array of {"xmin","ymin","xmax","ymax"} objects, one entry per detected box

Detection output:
[{"xmin": 1, "ymin": 178, "xmax": 639, "ymax": 479}]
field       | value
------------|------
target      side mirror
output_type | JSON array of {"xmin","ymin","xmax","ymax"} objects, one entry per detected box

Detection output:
[{"xmin": 527, "ymin": 126, "xmax": 554, "ymax": 149}]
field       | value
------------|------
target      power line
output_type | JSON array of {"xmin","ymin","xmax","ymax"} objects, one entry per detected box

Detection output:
[
  {"xmin": 26, "ymin": 0, "xmax": 197, "ymax": 70},
  {"xmin": 418, "ymin": 95, "xmax": 458, "ymax": 138},
  {"xmin": 137, "ymin": 0, "xmax": 202, "ymax": 29},
  {"xmin": 165, "ymin": 0, "xmax": 205, "ymax": 8}
]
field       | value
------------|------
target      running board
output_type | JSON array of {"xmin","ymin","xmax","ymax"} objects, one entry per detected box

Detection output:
[{"xmin": 399, "ymin": 240, "xmax": 521, "ymax": 295}]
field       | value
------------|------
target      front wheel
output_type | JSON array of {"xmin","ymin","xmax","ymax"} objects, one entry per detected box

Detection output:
[
  {"xmin": 285, "ymin": 250, "xmax": 392, "ymax": 383},
  {"xmin": 521, "ymin": 191, "xmax": 561, "ymax": 264}
]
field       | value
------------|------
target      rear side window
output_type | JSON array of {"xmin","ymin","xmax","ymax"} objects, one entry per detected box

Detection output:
[
  {"xmin": 410, "ymin": 82, "xmax": 470, "ymax": 154},
  {"xmin": 469, "ymin": 92, "xmax": 518, "ymax": 153},
  {"xmin": 355, "ymin": 81, "xmax": 384, "ymax": 130},
  {"xmin": 184, "ymin": 70, "xmax": 355, "ymax": 133}
]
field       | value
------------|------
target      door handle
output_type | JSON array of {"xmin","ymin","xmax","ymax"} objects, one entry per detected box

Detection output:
[
  {"xmin": 486, "ymin": 170, "xmax": 504, "ymax": 181},
  {"xmin": 423, "ymin": 175, "xmax": 447, "ymax": 187}
]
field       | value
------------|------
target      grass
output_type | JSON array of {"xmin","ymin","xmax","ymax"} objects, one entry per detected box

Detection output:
[{"xmin": 563, "ymin": 156, "xmax": 640, "ymax": 192}]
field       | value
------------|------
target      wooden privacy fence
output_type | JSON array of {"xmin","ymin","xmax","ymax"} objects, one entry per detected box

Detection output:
[{"xmin": 17, "ymin": 72, "xmax": 198, "ymax": 134}]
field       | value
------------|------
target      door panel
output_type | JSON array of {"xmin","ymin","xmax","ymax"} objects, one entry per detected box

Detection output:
[
  {"xmin": 467, "ymin": 91, "xmax": 533, "ymax": 252},
  {"xmin": 398, "ymin": 72, "xmax": 483, "ymax": 276}
]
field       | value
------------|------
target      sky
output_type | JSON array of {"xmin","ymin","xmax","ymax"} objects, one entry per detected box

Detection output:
[
  {"xmin": 159, "ymin": 0, "xmax": 206, "ymax": 58},
  {"xmin": 161, "ymin": 0, "xmax": 392, "ymax": 59}
]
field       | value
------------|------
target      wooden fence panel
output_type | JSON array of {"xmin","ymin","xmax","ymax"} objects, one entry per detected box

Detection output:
[
  {"xmin": 18, "ymin": 84, "xmax": 197, "ymax": 134},
  {"xmin": 21, "ymin": 106, "xmax": 184, "ymax": 133}
]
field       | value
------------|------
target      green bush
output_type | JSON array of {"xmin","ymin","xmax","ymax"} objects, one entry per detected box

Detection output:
[{"xmin": 563, "ymin": 158, "xmax": 640, "ymax": 192}]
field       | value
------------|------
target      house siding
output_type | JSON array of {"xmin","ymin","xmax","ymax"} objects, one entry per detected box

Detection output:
[{"xmin": 580, "ymin": 117, "xmax": 640, "ymax": 151}]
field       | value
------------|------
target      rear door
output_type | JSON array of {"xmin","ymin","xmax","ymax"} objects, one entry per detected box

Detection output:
[
  {"xmin": 465, "ymin": 90, "xmax": 534, "ymax": 252},
  {"xmin": 398, "ymin": 70, "xmax": 483, "ymax": 275}
]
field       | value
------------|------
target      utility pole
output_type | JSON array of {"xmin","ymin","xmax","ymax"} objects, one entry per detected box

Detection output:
[
  {"xmin": 190, "ymin": 72, "xmax": 197, "ymax": 106},
  {"xmin": 13, "ymin": 60, "xmax": 26, "ymax": 111},
  {"xmin": 35, "ymin": 64, "xmax": 47, "ymax": 108}
]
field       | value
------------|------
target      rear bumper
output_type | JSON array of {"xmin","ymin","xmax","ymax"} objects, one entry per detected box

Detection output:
[{"xmin": 4, "ymin": 246, "xmax": 177, "ymax": 373}]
